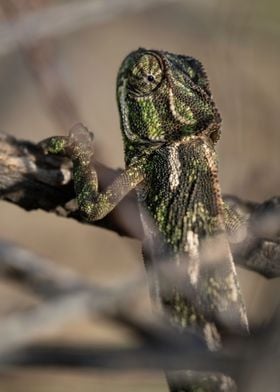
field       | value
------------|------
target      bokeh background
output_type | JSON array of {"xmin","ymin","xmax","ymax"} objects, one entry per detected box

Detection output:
[{"xmin": 0, "ymin": 0, "xmax": 279, "ymax": 390}]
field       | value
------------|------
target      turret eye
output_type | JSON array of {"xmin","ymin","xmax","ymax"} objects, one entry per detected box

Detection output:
[
  {"xmin": 128, "ymin": 53, "xmax": 163, "ymax": 94},
  {"xmin": 147, "ymin": 74, "xmax": 155, "ymax": 82}
]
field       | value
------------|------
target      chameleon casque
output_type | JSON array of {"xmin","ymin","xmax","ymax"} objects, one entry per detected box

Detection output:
[{"xmin": 42, "ymin": 48, "xmax": 249, "ymax": 391}]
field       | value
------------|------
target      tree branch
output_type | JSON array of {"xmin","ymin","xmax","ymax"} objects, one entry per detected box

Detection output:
[
  {"xmin": 0, "ymin": 239, "xmax": 91, "ymax": 297},
  {"xmin": 0, "ymin": 131, "xmax": 143, "ymax": 239},
  {"xmin": 225, "ymin": 195, "xmax": 280, "ymax": 278},
  {"xmin": 0, "ymin": 131, "xmax": 279, "ymax": 278}
]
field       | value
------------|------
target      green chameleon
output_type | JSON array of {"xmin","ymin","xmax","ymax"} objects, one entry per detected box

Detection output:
[{"xmin": 41, "ymin": 48, "xmax": 249, "ymax": 391}]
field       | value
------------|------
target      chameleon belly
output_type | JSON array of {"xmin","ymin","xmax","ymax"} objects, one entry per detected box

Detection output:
[{"xmin": 137, "ymin": 137, "xmax": 248, "ymax": 346}]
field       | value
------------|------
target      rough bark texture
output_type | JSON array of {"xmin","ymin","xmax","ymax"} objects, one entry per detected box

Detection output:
[{"xmin": 0, "ymin": 131, "xmax": 143, "ymax": 239}]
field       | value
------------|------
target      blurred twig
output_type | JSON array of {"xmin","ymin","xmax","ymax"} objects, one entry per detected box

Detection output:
[
  {"xmin": 0, "ymin": 238, "xmax": 91, "ymax": 297},
  {"xmin": 0, "ymin": 0, "xmax": 82, "ymax": 129},
  {"xmin": 0, "ymin": 0, "xmax": 278, "ymax": 59},
  {"xmin": 0, "ymin": 239, "xmax": 145, "ymax": 354},
  {"xmin": 0, "ymin": 239, "xmax": 279, "ymax": 392},
  {"xmin": 225, "ymin": 195, "xmax": 280, "ymax": 279},
  {"xmin": 0, "ymin": 239, "xmax": 205, "ymax": 363},
  {"xmin": 0, "ymin": 0, "xmax": 179, "ymax": 56}
]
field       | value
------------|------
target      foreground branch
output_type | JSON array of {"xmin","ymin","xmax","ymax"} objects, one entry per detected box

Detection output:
[
  {"xmin": 0, "ymin": 240, "xmax": 220, "ymax": 356},
  {"xmin": 0, "ymin": 239, "xmax": 149, "ymax": 354},
  {"xmin": 5, "ymin": 316, "xmax": 276, "ymax": 392},
  {"xmin": 0, "ymin": 239, "xmax": 91, "ymax": 297},
  {"xmin": 0, "ymin": 240, "xmax": 279, "ymax": 392}
]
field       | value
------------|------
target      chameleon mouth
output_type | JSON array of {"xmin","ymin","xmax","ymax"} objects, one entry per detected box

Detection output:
[{"xmin": 207, "ymin": 124, "xmax": 221, "ymax": 144}]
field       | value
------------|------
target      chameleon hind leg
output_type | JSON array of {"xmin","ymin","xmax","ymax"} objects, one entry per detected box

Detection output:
[
  {"xmin": 166, "ymin": 370, "xmax": 237, "ymax": 392},
  {"xmin": 40, "ymin": 123, "xmax": 144, "ymax": 221}
]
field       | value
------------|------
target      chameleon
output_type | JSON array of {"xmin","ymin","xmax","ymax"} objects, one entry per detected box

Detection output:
[{"xmin": 40, "ymin": 48, "xmax": 249, "ymax": 391}]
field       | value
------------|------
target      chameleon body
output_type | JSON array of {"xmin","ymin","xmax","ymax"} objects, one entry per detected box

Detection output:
[{"xmin": 42, "ymin": 48, "xmax": 248, "ymax": 391}]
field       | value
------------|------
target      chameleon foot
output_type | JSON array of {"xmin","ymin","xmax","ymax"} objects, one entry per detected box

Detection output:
[
  {"xmin": 39, "ymin": 123, "xmax": 94, "ymax": 162},
  {"xmin": 39, "ymin": 135, "xmax": 68, "ymax": 155}
]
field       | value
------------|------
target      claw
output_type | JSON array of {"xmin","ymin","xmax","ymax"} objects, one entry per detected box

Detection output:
[{"xmin": 69, "ymin": 123, "xmax": 94, "ymax": 146}]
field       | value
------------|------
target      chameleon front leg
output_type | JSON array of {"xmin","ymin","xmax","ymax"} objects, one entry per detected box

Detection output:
[{"xmin": 40, "ymin": 123, "xmax": 144, "ymax": 221}]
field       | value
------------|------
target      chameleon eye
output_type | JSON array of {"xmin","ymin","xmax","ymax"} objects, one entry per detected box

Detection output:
[
  {"xmin": 147, "ymin": 74, "xmax": 155, "ymax": 82},
  {"xmin": 128, "ymin": 53, "xmax": 163, "ymax": 94}
]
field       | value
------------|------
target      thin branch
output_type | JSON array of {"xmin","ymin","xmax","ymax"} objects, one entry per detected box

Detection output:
[
  {"xmin": 2, "ymin": 342, "xmax": 244, "ymax": 377},
  {"xmin": 0, "ymin": 0, "xmax": 83, "ymax": 130},
  {"xmin": 0, "ymin": 239, "xmax": 149, "ymax": 354},
  {"xmin": 0, "ymin": 239, "xmax": 91, "ymax": 297},
  {"xmin": 0, "ymin": 270, "xmax": 145, "ymax": 356},
  {"xmin": 225, "ymin": 195, "xmax": 280, "ymax": 278},
  {"xmin": 234, "ymin": 238, "xmax": 280, "ymax": 279},
  {"xmin": 0, "ymin": 239, "xmax": 213, "ymax": 353},
  {"xmin": 1, "ymin": 311, "xmax": 280, "ymax": 392}
]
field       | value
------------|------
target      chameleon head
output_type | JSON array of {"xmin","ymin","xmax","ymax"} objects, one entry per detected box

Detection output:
[{"xmin": 117, "ymin": 48, "xmax": 221, "ymax": 157}]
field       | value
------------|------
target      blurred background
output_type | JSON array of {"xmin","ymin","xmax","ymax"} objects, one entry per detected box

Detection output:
[{"xmin": 0, "ymin": 0, "xmax": 279, "ymax": 390}]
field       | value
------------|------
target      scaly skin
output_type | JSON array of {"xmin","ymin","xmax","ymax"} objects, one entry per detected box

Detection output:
[{"xmin": 41, "ymin": 48, "xmax": 249, "ymax": 391}]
